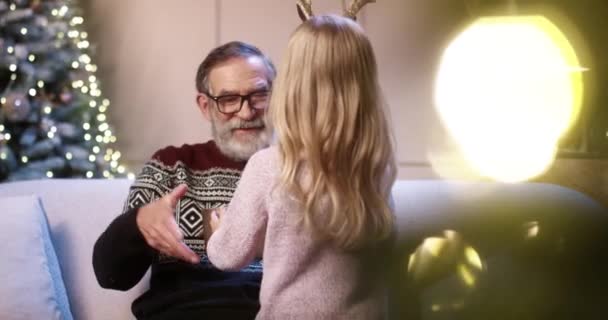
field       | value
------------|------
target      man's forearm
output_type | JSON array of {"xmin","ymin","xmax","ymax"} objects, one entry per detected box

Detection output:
[{"xmin": 92, "ymin": 207, "xmax": 155, "ymax": 291}]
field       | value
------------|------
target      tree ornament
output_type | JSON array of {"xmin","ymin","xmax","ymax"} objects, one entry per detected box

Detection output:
[{"xmin": 2, "ymin": 92, "xmax": 31, "ymax": 122}]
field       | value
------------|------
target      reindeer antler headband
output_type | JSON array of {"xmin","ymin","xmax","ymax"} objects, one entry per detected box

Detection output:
[{"xmin": 296, "ymin": 0, "xmax": 376, "ymax": 21}]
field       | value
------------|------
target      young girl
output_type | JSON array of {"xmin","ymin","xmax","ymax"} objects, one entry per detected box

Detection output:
[{"xmin": 207, "ymin": 14, "xmax": 397, "ymax": 319}]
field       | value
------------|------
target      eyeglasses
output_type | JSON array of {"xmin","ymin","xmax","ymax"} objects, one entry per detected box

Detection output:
[{"xmin": 203, "ymin": 90, "xmax": 270, "ymax": 115}]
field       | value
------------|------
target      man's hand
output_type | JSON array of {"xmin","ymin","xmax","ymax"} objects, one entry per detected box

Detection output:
[{"xmin": 136, "ymin": 184, "xmax": 199, "ymax": 264}]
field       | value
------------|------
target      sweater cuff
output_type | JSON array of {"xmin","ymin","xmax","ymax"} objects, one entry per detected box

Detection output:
[{"xmin": 119, "ymin": 207, "xmax": 156, "ymax": 257}]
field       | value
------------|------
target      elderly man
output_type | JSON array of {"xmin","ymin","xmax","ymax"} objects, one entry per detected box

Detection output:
[{"xmin": 93, "ymin": 41, "xmax": 275, "ymax": 320}]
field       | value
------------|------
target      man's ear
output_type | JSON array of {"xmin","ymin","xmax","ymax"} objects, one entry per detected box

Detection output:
[{"xmin": 196, "ymin": 93, "xmax": 212, "ymax": 121}]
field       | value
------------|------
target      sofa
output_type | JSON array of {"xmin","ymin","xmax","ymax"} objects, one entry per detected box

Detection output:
[{"xmin": 0, "ymin": 178, "xmax": 605, "ymax": 320}]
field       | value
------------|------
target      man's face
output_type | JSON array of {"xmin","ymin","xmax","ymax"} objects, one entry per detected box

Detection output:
[{"xmin": 197, "ymin": 56, "xmax": 272, "ymax": 161}]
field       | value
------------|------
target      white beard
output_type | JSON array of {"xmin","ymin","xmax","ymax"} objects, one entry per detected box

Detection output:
[{"xmin": 211, "ymin": 115, "xmax": 271, "ymax": 161}]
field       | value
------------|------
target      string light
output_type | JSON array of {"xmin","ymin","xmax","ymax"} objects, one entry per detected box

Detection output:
[
  {"xmin": 52, "ymin": 9, "xmax": 59, "ymax": 16},
  {"xmin": 9, "ymin": 3, "xmax": 16, "ymax": 11},
  {"xmin": 85, "ymin": 64, "xmax": 97, "ymax": 72},
  {"xmin": 28, "ymin": 54, "xmax": 35, "ymax": 62},
  {"xmin": 20, "ymin": 28, "xmax": 28, "ymax": 35},
  {"xmin": 86, "ymin": 171, "xmax": 94, "ymax": 178},
  {"xmin": 0, "ymin": 97, "xmax": 6, "ymax": 105},
  {"xmin": 117, "ymin": 166, "xmax": 126, "ymax": 174},
  {"xmin": 21, "ymin": 156, "xmax": 28, "ymax": 163},
  {"xmin": 4, "ymin": 133, "xmax": 11, "ymax": 140},
  {"xmin": 127, "ymin": 173, "xmax": 135, "ymax": 180},
  {"xmin": 99, "ymin": 105, "xmax": 107, "ymax": 113},
  {"xmin": 37, "ymin": 81, "xmax": 44, "ymax": 88},
  {"xmin": 110, "ymin": 160, "xmax": 118, "ymax": 168},
  {"xmin": 0, "ymin": 124, "xmax": 4, "ymax": 131},
  {"xmin": 92, "ymin": 146, "xmax": 100, "ymax": 154},
  {"xmin": 79, "ymin": 54, "xmax": 91, "ymax": 64},
  {"xmin": 29, "ymin": 88, "xmax": 37, "ymax": 96},
  {"xmin": 89, "ymin": 75, "xmax": 96, "ymax": 83},
  {"xmin": 71, "ymin": 61, "xmax": 79, "ymax": 68},
  {"xmin": 65, "ymin": 152, "xmax": 73, "ymax": 160},
  {"xmin": 81, "ymin": 86, "xmax": 89, "ymax": 93},
  {"xmin": 43, "ymin": 106, "xmax": 52, "ymax": 114},
  {"xmin": 46, "ymin": 171, "xmax": 54, "ymax": 178},
  {"xmin": 103, "ymin": 171, "xmax": 110, "ymax": 178},
  {"xmin": 83, "ymin": 123, "xmax": 90, "ymax": 130},
  {"xmin": 112, "ymin": 151, "xmax": 122, "ymax": 161},
  {"xmin": 104, "ymin": 130, "xmax": 112, "ymax": 137},
  {"xmin": 0, "ymin": 153, "xmax": 6, "ymax": 160},
  {"xmin": 97, "ymin": 114, "xmax": 106, "ymax": 122},
  {"xmin": 59, "ymin": 5, "xmax": 68, "ymax": 16},
  {"xmin": 10, "ymin": 74, "xmax": 17, "ymax": 80},
  {"xmin": 77, "ymin": 41, "xmax": 90, "ymax": 49},
  {"xmin": 47, "ymin": 131, "xmax": 55, "ymax": 138},
  {"xmin": 84, "ymin": 133, "xmax": 91, "ymax": 141},
  {"xmin": 7, "ymin": 46, "xmax": 14, "ymax": 54},
  {"xmin": 9, "ymin": 64, "xmax": 17, "ymax": 72},
  {"xmin": 88, "ymin": 155, "xmax": 96, "ymax": 162},
  {"xmin": 80, "ymin": 32, "xmax": 88, "ymax": 39},
  {"xmin": 71, "ymin": 16, "xmax": 84, "ymax": 25},
  {"xmin": 95, "ymin": 135, "xmax": 103, "ymax": 143},
  {"xmin": 89, "ymin": 100, "xmax": 97, "ymax": 108}
]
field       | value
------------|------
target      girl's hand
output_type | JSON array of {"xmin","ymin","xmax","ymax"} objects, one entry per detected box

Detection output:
[{"xmin": 209, "ymin": 206, "xmax": 226, "ymax": 234}]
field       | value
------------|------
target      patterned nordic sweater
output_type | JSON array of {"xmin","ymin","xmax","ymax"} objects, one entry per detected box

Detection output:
[{"xmin": 92, "ymin": 141, "xmax": 262, "ymax": 318}]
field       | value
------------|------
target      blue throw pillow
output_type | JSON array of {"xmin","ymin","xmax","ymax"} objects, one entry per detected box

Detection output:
[{"xmin": 0, "ymin": 195, "xmax": 73, "ymax": 320}]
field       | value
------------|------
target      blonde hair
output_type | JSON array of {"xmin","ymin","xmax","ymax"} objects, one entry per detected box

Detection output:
[{"xmin": 270, "ymin": 15, "xmax": 397, "ymax": 250}]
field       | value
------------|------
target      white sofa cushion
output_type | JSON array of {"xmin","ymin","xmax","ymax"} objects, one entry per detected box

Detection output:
[
  {"xmin": 0, "ymin": 179, "xmax": 147, "ymax": 320},
  {"xmin": 0, "ymin": 195, "xmax": 73, "ymax": 320}
]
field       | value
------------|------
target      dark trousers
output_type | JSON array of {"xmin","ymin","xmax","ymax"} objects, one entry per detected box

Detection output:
[{"xmin": 142, "ymin": 306, "xmax": 258, "ymax": 320}]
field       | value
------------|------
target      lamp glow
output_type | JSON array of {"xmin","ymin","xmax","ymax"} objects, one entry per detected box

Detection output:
[{"xmin": 434, "ymin": 16, "xmax": 585, "ymax": 182}]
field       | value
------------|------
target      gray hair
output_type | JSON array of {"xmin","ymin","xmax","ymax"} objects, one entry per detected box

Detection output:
[{"xmin": 195, "ymin": 41, "xmax": 276, "ymax": 94}]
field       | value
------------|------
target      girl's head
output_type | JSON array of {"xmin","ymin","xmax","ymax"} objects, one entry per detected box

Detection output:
[{"xmin": 270, "ymin": 14, "xmax": 397, "ymax": 250}]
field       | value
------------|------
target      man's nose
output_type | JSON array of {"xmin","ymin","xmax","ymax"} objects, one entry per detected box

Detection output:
[{"xmin": 235, "ymin": 99, "xmax": 257, "ymax": 121}]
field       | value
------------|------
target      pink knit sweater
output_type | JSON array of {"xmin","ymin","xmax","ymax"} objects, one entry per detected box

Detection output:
[{"xmin": 207, "ymin": 147, "xmax": 391, "ymax": 319}]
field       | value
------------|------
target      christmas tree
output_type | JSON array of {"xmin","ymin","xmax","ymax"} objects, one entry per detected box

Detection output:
[{"xmin": 0, "ymin": 0, "xmax": 131, "ymax": 181}]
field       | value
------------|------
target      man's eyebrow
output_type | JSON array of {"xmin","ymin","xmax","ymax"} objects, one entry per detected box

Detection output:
[
  {"xmin": 250, "ymin": 84, "xmax": 270, "ymax": 92},
  {"xmin": 216, "ymin": 85, "xmax": 269, "ymax": 96},
  {"xmin": 216, "ymin": 89, "xmax": 239, "ymax": 96}
]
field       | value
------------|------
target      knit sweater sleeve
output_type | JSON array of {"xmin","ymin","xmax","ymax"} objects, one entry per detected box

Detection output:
[
  {"xmin": 207, "ymin": 150, "xmax": 269, "ymax": 271},
  {"xmin": 92, "ymin": 207, "xmax": 154, "ymax": 290},
  {"xmin": 92, "ymin": 154, "xmax": 166, "ymax": 290}
]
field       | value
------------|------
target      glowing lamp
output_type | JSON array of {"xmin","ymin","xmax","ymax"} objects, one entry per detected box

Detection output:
[{"xmin": 434, "ymin": 16, "xmax": 585, "ymax": 182}]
